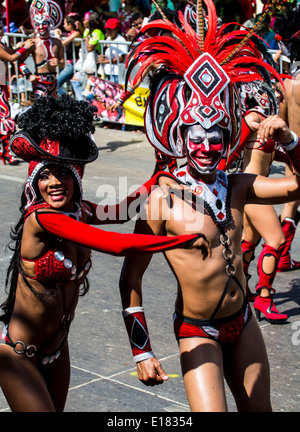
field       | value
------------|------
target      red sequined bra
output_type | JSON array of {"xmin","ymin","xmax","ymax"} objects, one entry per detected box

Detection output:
[
  {"xmin": 21, "ymin": 202, "xmax": 92, "ymax": 287},
  {"xmin": 21, "ymin": 249, "xmax": 92, "ymax": 287}
]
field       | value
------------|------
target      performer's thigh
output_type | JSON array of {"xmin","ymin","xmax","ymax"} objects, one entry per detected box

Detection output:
[
  {"xmin": 179, "ymin": 337, "xmax": 227, "ymax": 412},
  {"xmin": 42, "ymin": 342, "xmax": 71, "ymax": 412},
  {"xmin": 243, "ymin": 207, "xmax": 261, "ymax": 244},
  {"xmin": 223, "ymin": 316, "xmax": 272, "ymax": 412},
  {"xmin": 0, "ymin": 344, "xmax": 56, "ymax": 412},
  {"xmin": 244, "ymin": 204, "xmax": 285, "ymax": 247}
]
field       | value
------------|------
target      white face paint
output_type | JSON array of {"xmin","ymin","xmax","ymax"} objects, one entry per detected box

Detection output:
[
  {"xmin": 185, "ymin": 124, "xmax": 225, "ymax": 175},
  {"xmin": 34, "ymin": 14, "xmax": 51, "ymax": 36}
]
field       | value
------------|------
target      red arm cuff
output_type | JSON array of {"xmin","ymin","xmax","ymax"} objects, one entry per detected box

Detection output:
[
  {"xmin": 118, "ymin": 87, "xmax": 134, "ymax": 104},
  {"xmin": 122, "ymin": 307, "xmax": 154, "ymax": 362},
  {"xmin": 16, "ymin": 47, "xmax": 28, "ymax": 57}
]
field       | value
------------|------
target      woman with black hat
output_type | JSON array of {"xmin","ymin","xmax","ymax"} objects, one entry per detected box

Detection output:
[{"xmin": 0, "ymin": 94, "xmax": 208, "ymax": 411}]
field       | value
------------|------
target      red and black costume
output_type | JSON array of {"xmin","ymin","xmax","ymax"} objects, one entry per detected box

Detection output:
[
  {"xmin": 236, "ymin": 77, "xmax": 300, "ymax": 320},
  {"xmin": 19, "ymin": 0, "xmax": 63, "ymax": 99},
  {"xmin": 0, "ymin": 94, "xmax": 202, "ymax": 366},
  {"xmin": 120, "ymin": 0, "xmax": 296, "ymax": 359}
]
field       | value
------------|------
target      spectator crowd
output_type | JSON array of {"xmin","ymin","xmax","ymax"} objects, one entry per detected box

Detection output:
[{"xmin": 1, "ymin": 1, "xmax": 300, "ymax": 109}]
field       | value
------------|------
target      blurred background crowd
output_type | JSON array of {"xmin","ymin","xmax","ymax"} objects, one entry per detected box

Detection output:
[{"xmin": 1, "ymin": 0, "xmax": 300, "ymax": 126}]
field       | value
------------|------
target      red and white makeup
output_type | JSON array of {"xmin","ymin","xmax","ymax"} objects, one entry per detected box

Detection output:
[
  {"xmin": 185, "ymin": 124, "xmax": 225, "ymax": 177},
  {"xmin": 37, "ymin": 165, "xmax": 75, "ymax": 211}
]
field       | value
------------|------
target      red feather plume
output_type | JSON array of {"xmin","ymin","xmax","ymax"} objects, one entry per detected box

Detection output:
[{"xmin": 126, "ymin": 0, "xmax": 282, "ymax": 89}]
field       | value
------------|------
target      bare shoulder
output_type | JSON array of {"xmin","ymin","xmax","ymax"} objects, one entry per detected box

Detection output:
[
  {"xmin": 285, "ymin": 77, "xmax": 300, "ymax": 99},
  {"xmin": 138, "ymin": 186, "xmax": 168, "ymax": 235},
  {"xmin": 24, "ymin": 208, "xmax": 59, "ymax": 234},
  {"xmin": 145, "ymin": 184, "xmax": 168, "ymax": 210}
]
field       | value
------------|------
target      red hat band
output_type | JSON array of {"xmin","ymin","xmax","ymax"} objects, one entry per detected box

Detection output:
[{"xmin": 10, "ymin": 131, "xmax": 98, "ymax": 165}]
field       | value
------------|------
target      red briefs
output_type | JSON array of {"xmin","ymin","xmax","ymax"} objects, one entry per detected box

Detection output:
[{"xmin": 173, "ymin": 300, "xmax": 252, "ymax": 345}]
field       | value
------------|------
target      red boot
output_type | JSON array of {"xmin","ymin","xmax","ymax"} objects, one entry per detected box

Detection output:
[
  {"xmin": 277, "ymin": 218, "xmax": 300, "ymax": 272},
  {"xmin": 241, "ymin": 239, "xmax": 257, "ymax": 301},
  {"xmin": 254, "ymin": 295, "xmax": 288, "ymax": 324},
  {"xmin": 256, "ymin": 243, "xmax": 284, "ymax": 293},
  {"xmin": 254, "ymin": 243, "xmax": 287, "ymax": 323}
]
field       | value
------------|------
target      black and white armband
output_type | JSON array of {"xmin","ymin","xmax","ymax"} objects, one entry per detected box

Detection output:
[{"xmin": 122, "ymin": 306, "xmax": 154, "ymax": 363}]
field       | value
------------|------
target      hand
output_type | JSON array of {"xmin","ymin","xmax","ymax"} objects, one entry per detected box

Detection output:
[
  {"xmin": 29, "ymin": 74, "xmax": 38, "ymax": 83},
  {"xmin": 158, "ymin": 175, "xmax": 194, "ymax": 199},
  {"xmin": 53, "ymin": 28, "xmax": 62, "ymax": 37},
  {"xmin": 24, "ymin": 38, "xmax": 35, "ymax": 51},
  {"xmin": 136, "ymin": 357, "xmax": 169, "ymax": 386},
  {"xmin": 250, "ymin": 114, "xmax": 293, "ymax": 145},
  {"xmin": 126, "ymin": 28, "xmax": 138, "ymax": 41},
  {"xmin": 109, "ymin": 101, "xmax": 121, "ymax": 112},
  {"xmin": 98, "ymin": 54, "xmax": 107, "ymax": 64},
  {"xmin": 49, "ymin": 58, "xmax": 59, "ymax": 67},
  {"xmin": 244, "ymin": 111, "xmax": 262, "ymax": 132}
]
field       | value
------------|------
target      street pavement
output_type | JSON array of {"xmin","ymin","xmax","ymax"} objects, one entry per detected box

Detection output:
[{"xmin": 0, "ymin": 126, "xmax": 299, "ymax": 413}]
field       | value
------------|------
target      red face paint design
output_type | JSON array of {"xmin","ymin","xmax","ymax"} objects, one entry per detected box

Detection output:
[{"xmin": 185, "ymin": 124, "xmax": 224, "ymax": 175}]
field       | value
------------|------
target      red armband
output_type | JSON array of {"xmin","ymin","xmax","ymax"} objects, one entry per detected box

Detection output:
[
  {"xmin": 16, "ymin": 47, "xmax": 28, "ymax": 58},
  {"xmin": 118, "ymin": 87, "xmax": 134, "ymax": 105},
  {"xmin": 122, "ymin": 307, "xmax": 154, "ymax": 362},
  {"xmin": 19, "ymin": 62, "xmax": 31, "ymax": 76}
]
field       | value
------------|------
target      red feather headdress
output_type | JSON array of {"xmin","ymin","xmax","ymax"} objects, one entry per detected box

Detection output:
[{"xmin": 126, "ymin": 0, "xmax": 282, "ymax": 162}]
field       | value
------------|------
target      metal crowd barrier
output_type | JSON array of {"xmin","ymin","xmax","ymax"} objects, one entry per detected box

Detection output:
[
  {"xmin": 5, "ymin": 32, "xmax": 290, "ymax": 109},
  {"xmin": 5, "ymin": 31, "xmax": 132, "ymax": 105}
]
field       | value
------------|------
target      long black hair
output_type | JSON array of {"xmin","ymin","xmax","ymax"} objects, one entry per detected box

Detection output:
[{"xmin": 0, "ymin": 193, "xmax": 27, "ymax": 325}]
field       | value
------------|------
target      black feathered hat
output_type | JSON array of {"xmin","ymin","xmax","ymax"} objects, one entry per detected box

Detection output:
[
  {"xmin": 10, "ymin": 94, "xmax": 99, "ymax": 210},
  {"xmin": 11, "ymin": 94, "xmax": 98, "ymax": 165}
]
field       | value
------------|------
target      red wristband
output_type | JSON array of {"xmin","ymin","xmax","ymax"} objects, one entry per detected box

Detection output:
[
  {"xmin": 122, "ymin": 307, "xmax": 154, "ymax": 363},
  {"xmin": 118, "ymin": 87, "xmax": 134, "ymax": 104},
  {"xmin": 16, "ymin": 47, "xmax": 28, "ymax": 57}
]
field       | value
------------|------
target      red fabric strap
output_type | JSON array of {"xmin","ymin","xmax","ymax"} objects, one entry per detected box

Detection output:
[
  {"xmin": 118, "ymin": 87, "xmax": 134, "ymax": 104},
  {"xmin": 16, "ymin": 47, "xmax": 28, "ymax": 57}
]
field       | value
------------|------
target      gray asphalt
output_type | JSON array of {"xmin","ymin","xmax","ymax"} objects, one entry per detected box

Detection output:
[{"xmin": 0, "ymin": 126, "xmax": 299, "ymax": 413}]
